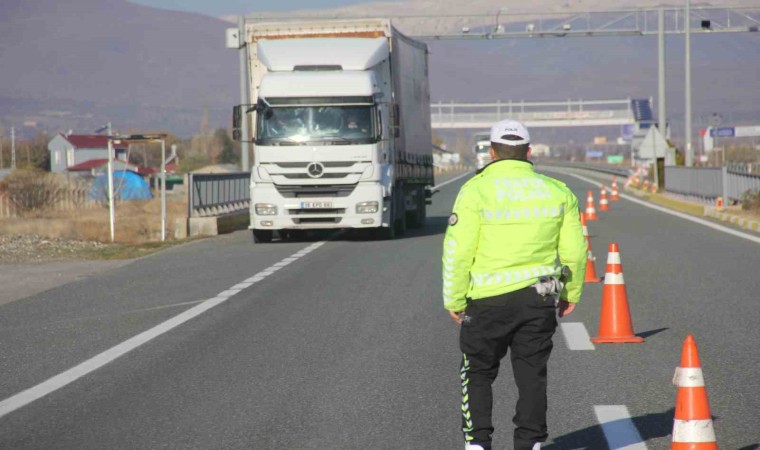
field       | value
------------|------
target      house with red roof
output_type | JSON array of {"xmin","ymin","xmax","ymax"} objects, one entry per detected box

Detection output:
[
  {"xmin": 66, "ymin": 159, "xmax": 156, "ymax": 177},
  {"xmin": 48, "ymin": 133, "xmax": 129, "ymax": 173}
]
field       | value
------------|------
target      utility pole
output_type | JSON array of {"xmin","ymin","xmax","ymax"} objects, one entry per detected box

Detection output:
[
  {"xmin": 238, "ymin": 15, "xmax": 250, "ymax": 171},
  {"xmin": 106, "ymin": 122, "xmax": 115, "ymax": 242},
  {"xmin": 685, "ymin": 0, "xmax": 693, "ymax": 166},
  {"xmin": 655, "ymin": 7, "xmax": 665, "ymax": 186},
  {"xmin": 11, "ymin": 126, "xmax": 16, "ymax": 170},
  {"xmin": 161, "ymin": 140, "xmax": 167, "ymax": 242}
]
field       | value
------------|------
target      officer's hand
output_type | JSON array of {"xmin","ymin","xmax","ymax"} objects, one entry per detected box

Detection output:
[
  {"xmin": 449, "ymin": 311, "xmax": 464, "ymax": 324},
  {"xmin": 558, "ymin": 300, "xmax": 576, "ymax": 318}
]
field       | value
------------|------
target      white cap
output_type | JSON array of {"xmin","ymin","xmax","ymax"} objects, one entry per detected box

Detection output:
[{"xmin": 490, "ymin": 119, "xmax": 530, "ymax": 146}]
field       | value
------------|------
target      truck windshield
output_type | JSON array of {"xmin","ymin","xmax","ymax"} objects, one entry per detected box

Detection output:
[
  {"xmin": 256, "ymin": 105, "xmax": 377, "ymax": 146},
  {"xmin": 475, "ymin": 142, "xmax": 490, "ymax": 154}
]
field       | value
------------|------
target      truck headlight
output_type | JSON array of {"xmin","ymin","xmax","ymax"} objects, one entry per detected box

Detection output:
[
  {"xmin": 255, "ymin": 203, "xmax": 277, "ymax": 216},
  {"xmin": 356, "ymin": 201, "xmax": 379, "ymax": 214}
]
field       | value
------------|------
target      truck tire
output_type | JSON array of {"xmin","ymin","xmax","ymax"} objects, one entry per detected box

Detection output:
[
  {"xmin": 407, "ymin": 186, "xmax": 426, "ymax": 228},
  {"xmin": 252, "ymin": 229, "xmax": 273, "ymax": 243},
  {"xmin": 393, "ymin": 187, "xmax": 406, "ymax": 236}
]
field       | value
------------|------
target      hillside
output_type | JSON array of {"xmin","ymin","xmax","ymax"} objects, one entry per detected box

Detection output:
[
  {"xmin": 0, "ymin": 0, "xmax": 237, "ymax": 137},
  {"xmin": 1, "ymin": 0, "xmax": 758, "ymax": 142}
]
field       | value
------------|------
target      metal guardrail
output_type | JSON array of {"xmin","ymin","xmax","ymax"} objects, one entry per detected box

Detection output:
[
  {"xmin": 537, "ymin": 161, "xmax": 631, "ymax": 177},
  {"xmin": 664, "ymin": 167, "xmax": 722, "ymax": 200},
  {"xmin": 188, "ymin": 172, "xmax": 250, "ymax": 218},
  {"xmin": 665, "ymin": 166, "xmax": 760, "ymax": 202},
  {"xmin": 543, "ymin": 161, "xmax": 760, "ymax": 203}
]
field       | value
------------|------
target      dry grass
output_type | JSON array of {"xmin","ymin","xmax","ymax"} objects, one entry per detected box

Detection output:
[{"xmin": 0, "ymin": 198, "xmax": 187, "ymax": 244}]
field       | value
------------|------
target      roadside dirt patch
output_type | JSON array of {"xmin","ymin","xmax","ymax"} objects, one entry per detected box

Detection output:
[{"xmin": 0, "ymin": 234, "xmax": 117, "ymax": 264}]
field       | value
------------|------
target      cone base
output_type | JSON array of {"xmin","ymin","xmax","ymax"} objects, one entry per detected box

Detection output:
[
  {"xmin": 671, "ymin": 443, "xmax": 718, "ymax": 450},
  {"xmin": 591, "ymin": 335, "xmax": 644, "ymax": 344}
]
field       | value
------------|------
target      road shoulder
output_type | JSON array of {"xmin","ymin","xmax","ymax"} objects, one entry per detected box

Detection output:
[{"xmin": 0, "ymin": 260, "xmax": 131, "ymax": 307}]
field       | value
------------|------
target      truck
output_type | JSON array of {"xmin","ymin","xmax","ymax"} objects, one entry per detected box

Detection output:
[
  {"xmin": 231, "ymin": 19, "xmax": 434, "ymax": 242},
  {"xmin": 473, "ymin": 132, "xmax": 492, "ymax": 170}
]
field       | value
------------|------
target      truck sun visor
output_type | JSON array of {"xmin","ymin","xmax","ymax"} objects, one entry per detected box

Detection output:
[{"xmin": 257, "ymin": 37, "xmax": 389, "ymax": 71}]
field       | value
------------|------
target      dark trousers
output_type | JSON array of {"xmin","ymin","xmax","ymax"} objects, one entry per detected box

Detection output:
[{"xmin": 459, "ymin": 287, "xmax": 558, "ymax": 450}]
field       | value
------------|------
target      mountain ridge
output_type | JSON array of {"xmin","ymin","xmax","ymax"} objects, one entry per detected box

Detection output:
[{"xmin": 1, "ymin": 0, "xmax": 759, "ymax": 140}]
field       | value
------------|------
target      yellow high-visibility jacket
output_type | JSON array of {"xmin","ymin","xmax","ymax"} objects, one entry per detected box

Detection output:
[{"xmin": 442, "ymin": 159, "xmax": 587, "ymax": 312}]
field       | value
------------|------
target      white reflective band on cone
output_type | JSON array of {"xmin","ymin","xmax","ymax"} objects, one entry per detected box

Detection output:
[
  {"xmin": 607, "ymin": 252, "xmax": 621, "ymax": 264},
  {"xmin": 604, "ymin": 272, "xmax": 625, "ymax": 285},
  {"xmin": 582, "ymin": 226, "xmax": 588, "ymax": 235},
  {"xmin": 672, "ymin": 367, "xmax": 705, "ymax": 387},
  {"xmin": 672, "ymin": 419, "xmax": 716, "ymax": 442}
]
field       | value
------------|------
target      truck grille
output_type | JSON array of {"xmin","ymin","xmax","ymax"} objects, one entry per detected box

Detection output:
[
  {"xmin": 282, "ymin": 173, "xmax": 347, "ymax": 180},
  {"xmin": 275, "ymin": 184, "xmax": 357, "ymax": 198},
  {"xmin": 293, "ymin": 217, "xmax": 343, "ymax": 224},
  {"xmin": 274, "ymin": 161, "xmax": 357, "ymax": 169},
  {"xmin": 288, "ymin": 208, "xmax": 346, "ymax": 215}
]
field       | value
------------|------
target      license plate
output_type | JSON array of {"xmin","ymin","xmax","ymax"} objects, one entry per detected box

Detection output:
[{"xmin": 300, "ymin": 201, "xmax": 333, "ymax": 209}]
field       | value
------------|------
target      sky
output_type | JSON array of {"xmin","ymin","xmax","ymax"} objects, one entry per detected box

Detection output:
[{"xmin": 128, "ymin": 0, "xmax": 391, "ymax": 17}]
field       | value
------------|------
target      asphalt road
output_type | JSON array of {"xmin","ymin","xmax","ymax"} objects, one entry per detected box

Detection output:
[{"xmin": 1, "ymin": 168, "xmax": 759, "ymax": 449}]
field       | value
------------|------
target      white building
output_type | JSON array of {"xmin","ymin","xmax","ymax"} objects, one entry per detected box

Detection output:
[{"xmin": 47, "ymin": 133, "xmax": 128, "ymax": 173}]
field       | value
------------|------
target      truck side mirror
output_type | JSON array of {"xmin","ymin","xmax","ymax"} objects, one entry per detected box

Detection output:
[
  {"xmin": 232, "ymin": 105, "xmax": 242, "ymax": 141},
  {"xmin": 232, "ymin": 104, "xmax": 259, "ymax": 142}
]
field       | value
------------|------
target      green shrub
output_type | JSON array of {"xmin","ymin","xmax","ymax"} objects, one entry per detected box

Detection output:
[
  {"xmin": 741, "ymin": 189, "xmax": 760, "ymax": 212},
  {"xmin": 0, "ymin": 169, "xmax": 66, "ymax": 214}
]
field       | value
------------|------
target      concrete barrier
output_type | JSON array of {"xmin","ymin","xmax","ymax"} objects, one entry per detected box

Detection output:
[{"xmin": 188, "ymin": 211, "xmax": 249, "ymax": 237}]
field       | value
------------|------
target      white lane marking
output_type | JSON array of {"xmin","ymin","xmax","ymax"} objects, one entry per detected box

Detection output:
[
  {"xmin": 594, "ymin": 405, "xmax": 648, "ymax": 450},
  {"xmin": 0, "ymin": 241, "xmax": 327, "ymax": 420},
  {"xmin": 433, "ymin": 171, "xmax": 474, "ymax": 190},
  {"xmin": 217, "ymin": 289, "xmax": 242, "ymax": 298},
  {"xmin": 559, "ymin": 322, "xmax": 595, "ymax": 350},
  {"xmin": 547, "ymin": 169, "xmax": 760, "ymax": 245}
]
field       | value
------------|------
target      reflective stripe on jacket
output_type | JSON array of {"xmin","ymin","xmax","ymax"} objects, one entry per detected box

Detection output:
[{"xmin": 443, "ymin": 159, "xmax": 587, "ymax": 312}]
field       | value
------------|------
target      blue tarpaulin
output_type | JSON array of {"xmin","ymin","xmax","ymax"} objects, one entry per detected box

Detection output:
[{"xmin": 89, "ymin": 170, "xmax": 153, "ymax": 201}]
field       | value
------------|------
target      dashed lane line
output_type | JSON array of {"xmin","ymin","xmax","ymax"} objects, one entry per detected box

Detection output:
[
  {"xmin": 559, "ymin": 322, "xmax": 595, "ymax": 351},
  {"xmin": 547, "ymin": 169, "xmax": 760, "ymax": 245},
  {"xmin": 594, "ymin": 405, "xmax": 648, "ymax": 449},
  {"xmin": 0, "ymin": 241, "xmax": 327, "ymax": 420}
]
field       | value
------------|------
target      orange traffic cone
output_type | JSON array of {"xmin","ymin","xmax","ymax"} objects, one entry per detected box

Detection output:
[
  {"xmin": 585, "ymin": 190, "xmax": 598, "ymax": 221},
  {"xmin": 599, "ymin": 186, "xmax": 610, "ymax": 212},
  {"xmin": 611, "ymin": 180, "xmax": 620, "ymax": 201},
  {"xmin": 591, "ymin": 243, "xmax": 644, "ymax": 344},
  {"xmin": 581, "ymin": 212, "xmax": 591, "ymax": 248},
  {"xmin": 580, "ymin": 214, "xmax": 601, "ymax": 283},
  {"xmin": 671, "ymin": 335, "xmax": 718, "ymax": 449}
]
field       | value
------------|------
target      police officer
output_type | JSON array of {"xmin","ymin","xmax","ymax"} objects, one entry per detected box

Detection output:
[{"xmin": 442, "ymin": 119, "xmax": 587, "ymax": 450}]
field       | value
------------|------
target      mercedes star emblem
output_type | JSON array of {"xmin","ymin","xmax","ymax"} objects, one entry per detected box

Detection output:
[{"xmin": 306, "ymin": 162, "xmax": 325, "ymax": 178}]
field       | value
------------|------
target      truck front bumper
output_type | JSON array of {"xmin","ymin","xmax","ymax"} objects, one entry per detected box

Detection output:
[{"xmin": 250, "ymin": 183, "xmax": 388, "ymax": 230}]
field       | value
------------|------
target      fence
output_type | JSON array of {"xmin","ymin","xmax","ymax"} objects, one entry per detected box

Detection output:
[
  {"xmin": 187, "ymin": 172, "xmax": 250, "ymax": 218},
  {"xmin": 0, "ymin": 188, "xmax": 98, "ymax": 218},
  {"xmin": 665, "ymin": 166, "xmax": 760, "ymax": 202}
]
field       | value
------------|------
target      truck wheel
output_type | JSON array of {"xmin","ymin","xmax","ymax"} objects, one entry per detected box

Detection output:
[
  {"xmin": 372, "ymin": 226, "xmax": 395, "ymax": 240},
  {"xmin": 252, "ymin": 229, "xmax": 273, "ymax": 243},
  {"xmin": 394, "ymin": 207, "xmax": 407, "ymax": 236},
  {"xmin": 407, "ymin": 186, "xmax": 426, "ymax": 228}
]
